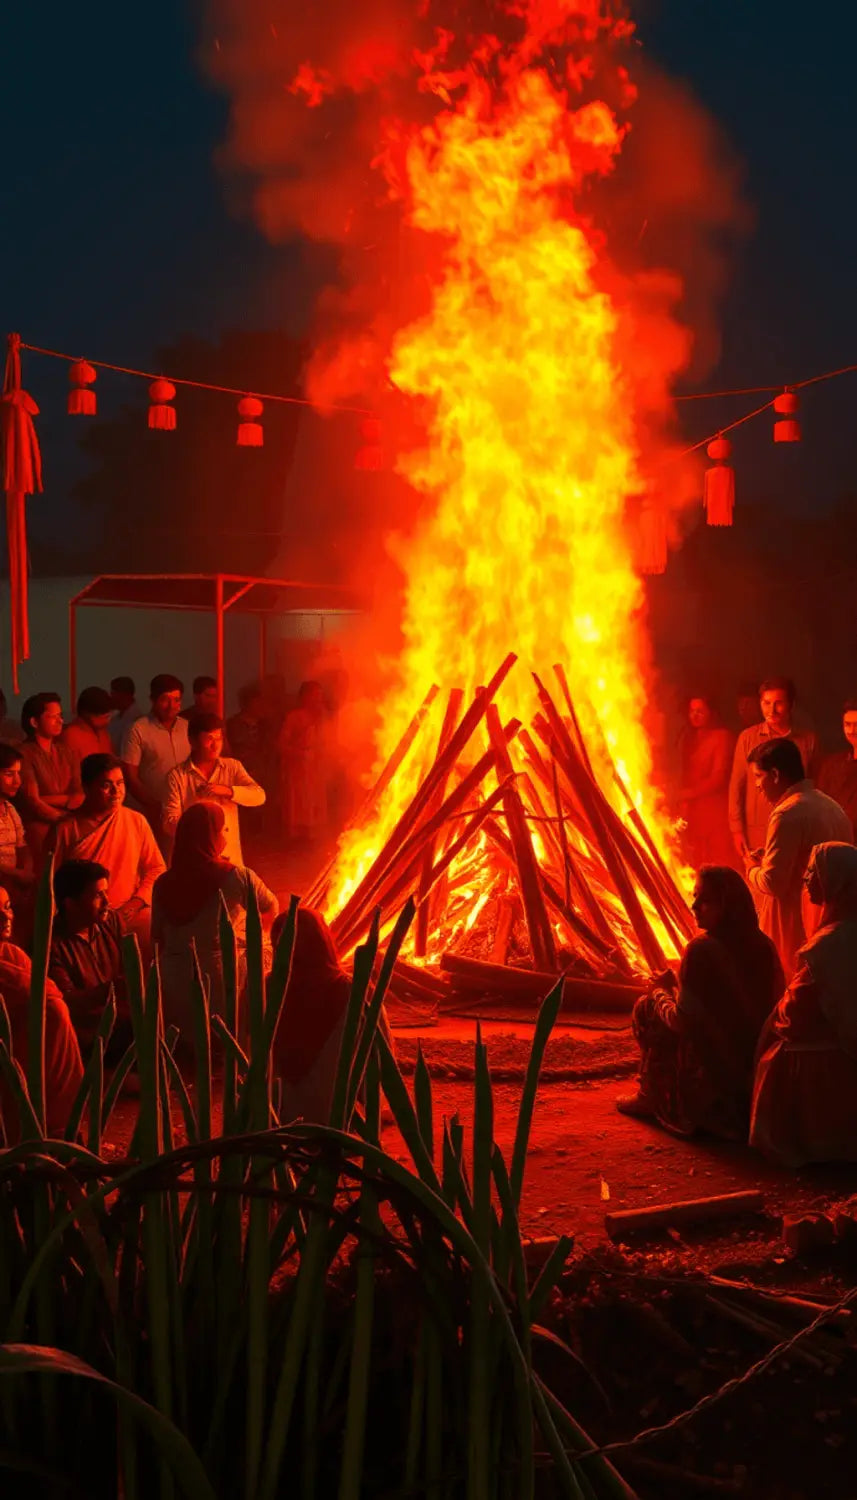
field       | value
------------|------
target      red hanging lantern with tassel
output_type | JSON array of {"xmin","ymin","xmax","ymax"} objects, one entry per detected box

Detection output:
[
  {"xmin": 237, "ymin": 395, "xmax": 264, "ymax": 447},
  {"xmin": 773, "ymin": 389, "xmax": 800, "ymax": 443},
  {"xmin": 704, "ymin": 435, "xmax": 735, "ymax": 526},
  {"xmin": 354, "ymin": 417, "xmax": 382, "ymax": 471},
  {"xmin": 639, "ymin": 505, "xmax": 667, "ymax": 574},
  {"xmin": 148, "ymin": 378, "xmax": 176, "ymax": 430},
  {"xmin": 68, "ymin": 359, "xmax": 97, "ymax": 416}
]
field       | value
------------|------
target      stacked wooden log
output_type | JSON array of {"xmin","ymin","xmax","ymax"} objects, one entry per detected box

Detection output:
[{"xmin": 306, "ymin": 656, "xmax": 695, "ymax": 1012}]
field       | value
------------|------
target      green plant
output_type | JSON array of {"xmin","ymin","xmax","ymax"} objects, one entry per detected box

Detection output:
[{"xmin": 0, "ymin": 866, "xmax": 635, "ymax": 1499}]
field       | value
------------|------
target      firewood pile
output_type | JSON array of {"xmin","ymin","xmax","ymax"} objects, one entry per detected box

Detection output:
[{"xmin": 308, "ymin": 654, "xmax": 695, "ymax": 1014}]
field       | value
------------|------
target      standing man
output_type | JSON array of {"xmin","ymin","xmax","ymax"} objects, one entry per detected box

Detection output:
[
  {"xmin": 729, "ymin": 677, "xmax": 819, "ymax": 862},
  {"xmin": 17, "ymin": 692, "xmax": 84, "ymax": 863},
  {"xmin": 817, "ymin": 700, "xmax": 857, "ymax": 832},
  {"xmin": 109, "ymin": 677, "xmax": 138, "ymax": 753},
  {"xmin": 121, "ymin": 674, "xmax": 190, "ymax": 826},
  {"xmin": 745, "ymin": 737, "xmax": 852, "ymax": 977},
  {"xmin": 162, "ymin": 712, "xmax": 265, "ymax": 864},
  {"xmin": 62, "ymin": 686, "xmax": 115, "ymax": 762},
  {"xmin": 52, "ymin": 754, "xmax": 165, "ymax": 949},
  {"xmin": 180, "ymin": 676, "xmax": 219, "ymax": 721}
]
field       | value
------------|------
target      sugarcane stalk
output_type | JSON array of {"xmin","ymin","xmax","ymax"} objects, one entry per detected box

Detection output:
[
  {"xmin": 415, "ymin": 687, "xmax": 464, "ymax": 957},
  {"xmin": 486, "ymin": 703, "xmax": 556, "ymax": 972}
]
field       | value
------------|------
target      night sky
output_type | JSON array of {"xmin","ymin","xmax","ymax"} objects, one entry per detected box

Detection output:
[{"xmin": 3, "ymin": 1, "xmax": 857, "ymax": 558}]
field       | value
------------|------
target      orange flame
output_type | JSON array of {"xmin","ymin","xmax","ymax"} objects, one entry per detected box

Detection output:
[{"xmin": 323, "ymin": 6, "xmax": 690, "ymax": 940}]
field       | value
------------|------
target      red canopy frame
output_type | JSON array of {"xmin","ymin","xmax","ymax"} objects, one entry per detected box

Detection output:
[{"xmin": 68, "ymin": 573, "xmax": 360, "ymax": 716}]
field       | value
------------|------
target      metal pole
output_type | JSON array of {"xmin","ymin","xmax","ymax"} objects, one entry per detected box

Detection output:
[
  {"xmin": 215, "ymin": 576, "xmax": 225, "ymax": 718},
  {"xmin": 69, "ymin": 601, "xmax": 77, "ymax": 708}
]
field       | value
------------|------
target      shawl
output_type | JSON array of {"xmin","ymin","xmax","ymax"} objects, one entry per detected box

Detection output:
[{"xmin": 153, "ymin": 802, "xmax": 234, "ymax": 926}]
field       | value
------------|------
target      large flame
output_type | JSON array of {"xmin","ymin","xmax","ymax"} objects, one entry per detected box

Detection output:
[{"xmin": 322, "ymin": 5, "xmax": 687, "ymax": 938}]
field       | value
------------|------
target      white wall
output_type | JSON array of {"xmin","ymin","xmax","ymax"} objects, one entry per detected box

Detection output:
[{"xmin": 0, "ymin": 577, "xmax": 358, "ymax": 717}]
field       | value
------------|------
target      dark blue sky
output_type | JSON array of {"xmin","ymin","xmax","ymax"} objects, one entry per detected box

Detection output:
[{"xmin": 3, "ymin": 0, "xmax": 857, "ymax": 553}]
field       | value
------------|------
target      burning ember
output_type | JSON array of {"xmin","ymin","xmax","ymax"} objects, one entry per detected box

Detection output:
[{"xmin": 288, "ymin": 3, "xmax": 700, "ymax": 986}]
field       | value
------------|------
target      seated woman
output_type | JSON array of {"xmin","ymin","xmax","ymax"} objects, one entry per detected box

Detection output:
[
  {"xmin": 271, "ymin": 906, "xmax": 352, "ymax": 1124},
  {"xmin": 151, "ymin": 802, "xmax": 278, "ymax": 1046},
  {"xmin": 617, "ymin": 865, "xmax": 784, "ymax": 1138},
  {"xmin": 0, "ymin": 884, "xmax": 83, "ymax": 1142},
  {"xmin": 751, "ymin": 842, "xmax": 857, "ymax": 1167}
]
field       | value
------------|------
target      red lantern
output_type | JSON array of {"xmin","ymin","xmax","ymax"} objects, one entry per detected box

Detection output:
[
  {"xmin": 148, "ymin": 378, "xmax": 176, "ymax": 431},
  {"xmin": 773, "ymin": 389, "xmax": 800, "ymax": 443},
  {"xmin": 355, "ymin": 416, "xmax": 382, "ymax": 471},
  {"xmin": 704, "ymin": 435, "xmax": 734, "ymax": 526},
  {"xmin": 68, "ymin": 359, "xmax": 96, "ymax": 416},
  {"xmin": 237, "ymin": 395, "xmax": 264, "ymax": 447},
  {"xmin": 639, "ymin": 505, "xmax": 667, "ymax": 574}
]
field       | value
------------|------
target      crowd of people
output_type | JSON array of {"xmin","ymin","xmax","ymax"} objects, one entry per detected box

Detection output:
[
  {"xmin": 623, "ymin": 674, "xmax": 857, "ymax": 1167},
  {"xmin": 0, "ymin": 671, "xmax": 352, "ymax": 1140},
  {"xmin": 1, "ymin": 663, "xmax": 856, "ymax": 1173}
]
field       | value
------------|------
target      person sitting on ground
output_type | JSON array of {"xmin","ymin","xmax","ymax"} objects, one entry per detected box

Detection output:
[
  {"xmin": 151, "ymin": 802, "xmax": 278, "ymax": 1046},
  {"xmin": 61, "ymin": 686, "xmax": 115, "ymax": 762},
  {"xmin": 617, "ymin": 866, "xmax": 785, "ymax": 1138},
  {"xmin": 121, "ymin": 674, "xmax": 190, "ymax": 826},
  {"xmin": 49, "ymin": 859, "xmax": 128, "ymax": 1054},
  {"xmin": 0, "ymin": 688, "xmax": 24, "ymax": 745},
  {"xmin": 17, "ymin": 692, "xmax": 84, "ymax": 863},
  {"xmin": 0, "ymin": 744, "xmax": 33, "ymax": 900},
  {"xmin": 745, "ymin": 737, "xmax": 852, "ymax": 978},
  {"xmin": 728, "ymin": 677, "xmax": 819, "ymax": 864},
  {"xmin": 109, "ymin": 676, "xmax": 138, "ymax": 754},
  {"xmin": 180, "ymin": 675, "xmax": 220, "ymax": 721},
  {"xmin": 0, "ymin": 884, "xmax": 83, "ymax": 1142},
  {"xmin": 817, "ymin": 699, "xmax": 857, "ymax": 833},
  {"xmin": 161, "ymin": 712, "xmax": 265, "ymax": 864},
  {"xmin": 51, "ymin": 754, "xmax": 165, "ymax": 950},
  {"xmin": 751, "ymin": 842, "xmax": 857, "ymax": 1166}
]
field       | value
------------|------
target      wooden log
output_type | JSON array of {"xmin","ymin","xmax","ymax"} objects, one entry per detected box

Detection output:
[
  {"xmin": 605, "ymin": 1190, "xmax": 764, "ymax": 1239},
  {"xmin": 330, "ymin": 656, "xmax": 517, "ymax": 940},
  {"xmin": 439, "ymin": 952, "xmax": 643, "ymax": 1011},
  {"xmin": 533, "ymin": 678, "xmax": 669, "ymax": 974},
  {"xmin": 491, "ymin": 894, "xmax": 517, "ymax": 965},
  {"xmin": 552, "ymin": 662, "xmax": 596, "ymax": 780},
  {"xmin": 304, "ymin": 683, "xmax": 439, "ymax": 906},
  {"xmin": 484, "ymin": 818, "xmax": 617, "ymax": 967},
  {"xmin": 414, "ymin": 687, "xmax": 464, "ymax": 958},
  {"xmin": 334, "ymin": 767, "xmax": 515, "ymax": 953},
  {"xmin": 486, "ymin": 702, "xmax": 556, "ymax": 972}
]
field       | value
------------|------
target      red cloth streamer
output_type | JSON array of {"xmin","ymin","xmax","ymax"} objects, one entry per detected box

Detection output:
[
  {"xmin": 704, "ymin": 436, "xmax": 735, "ymax": 526},
  {"xmin": 0, "ymin": 333, "xmax": 42, "ymax": 692}
]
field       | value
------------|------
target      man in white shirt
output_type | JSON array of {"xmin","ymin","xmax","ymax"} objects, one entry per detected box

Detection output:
[
  {"xmin": 121, "ymin": 674, "xmax": 191, "ymax": 824},
  {"xmin": 746, "ymin": 736, "xmax": 853, "ymax": 977},
  {"xmin": 162, "ymin": 712, "xmax": 265, "ymax": 864}
]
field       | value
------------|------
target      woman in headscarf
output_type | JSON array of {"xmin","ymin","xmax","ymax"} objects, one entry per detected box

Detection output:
[
  {"xmin": 676, "ymin": 693, "xmax": 736, "ymax": 870},
  {"xmin": 617, "ymin": 865, "xmax": 785, "ymax": 1138},
  {"xmin": 270, "ymin": 906, "xmax": 395, "ymax": 1124},
  {"xmin": 751, "ymin": 841, "xmax": 857, "ymax": 1166},
  {"xmin": 151, "ymin": 802, "xmax": 278, "ymax": 1043},
  {"xmin": 270, "ymin": 906, "xmax": 352, "ymax": 1124}
]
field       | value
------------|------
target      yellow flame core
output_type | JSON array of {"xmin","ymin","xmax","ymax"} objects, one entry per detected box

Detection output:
[{"xmin": 326, "ymin": 58, "xmax": 684, "ymax": 929}]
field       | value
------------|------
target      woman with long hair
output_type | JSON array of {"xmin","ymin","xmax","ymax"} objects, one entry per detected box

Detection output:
[
  {"xmin": 618, "ymin": 865, "xmax": 784, "ymax": 1138},
  {"xmin": 152, "ymin": 801, "xmax": 277, "ymax": 1044},
  {"xmin": 751, "ymin": 842, "xmax": 857, "ymax": 1165}
]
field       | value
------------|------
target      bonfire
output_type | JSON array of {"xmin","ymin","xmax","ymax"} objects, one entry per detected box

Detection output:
[{"xmin": 291, "ymin": 4, "xmax": 700, "ymax": 1004}]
